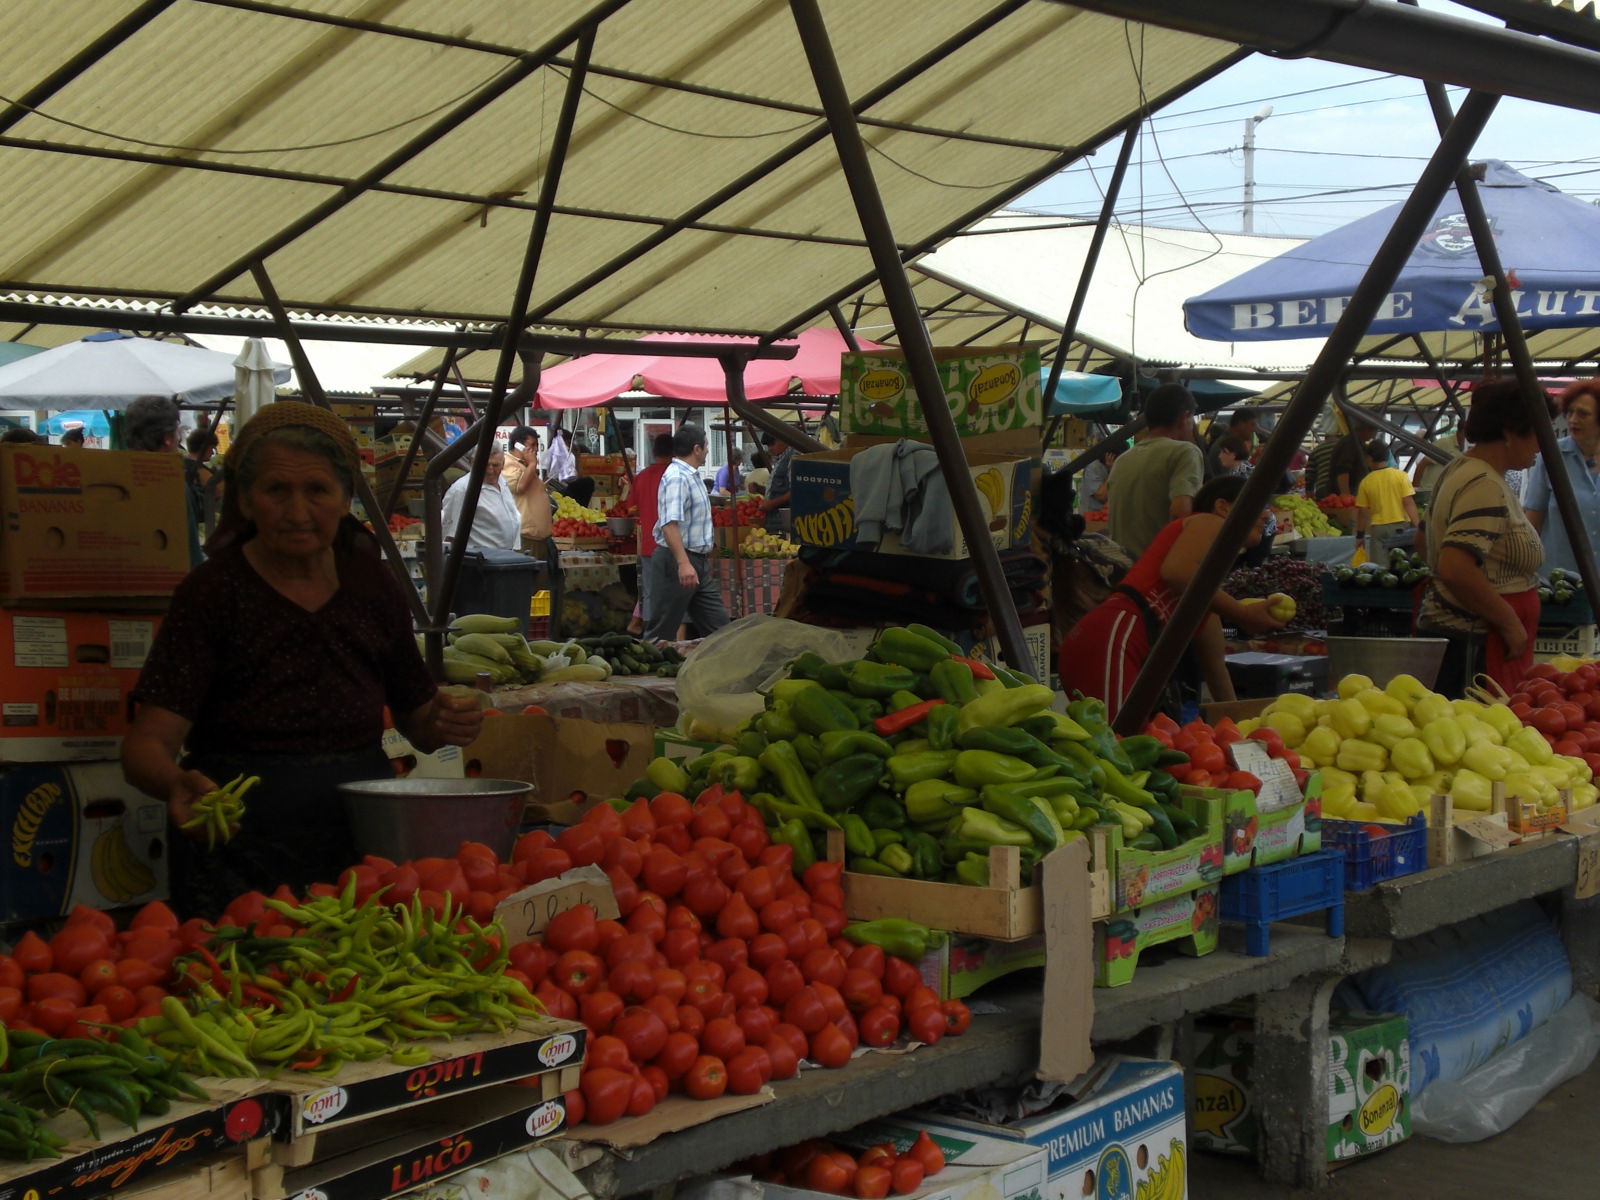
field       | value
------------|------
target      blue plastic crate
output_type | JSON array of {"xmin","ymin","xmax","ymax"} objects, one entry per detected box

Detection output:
[
  {"xmin": 1321, "ymin": 813, "xmax": 1428, "ymax": 891},
  {"xmin": 1220, "ymin": 850, "xmax": 1345, "ymax": 956}
]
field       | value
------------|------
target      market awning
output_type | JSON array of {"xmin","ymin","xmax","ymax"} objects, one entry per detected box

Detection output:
[{"xmin": 533, "ymin": 326, "xmax": 879, "ymax": 408}]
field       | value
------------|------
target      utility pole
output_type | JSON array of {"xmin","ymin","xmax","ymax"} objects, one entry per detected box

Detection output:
[{"xmin": 1242, "ymin": 104, "xmax": 1273, "ymax": 234}]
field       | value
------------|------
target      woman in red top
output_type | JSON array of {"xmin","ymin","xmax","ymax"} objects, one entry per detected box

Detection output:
[{"xmin": 1059, "ymin": 475, "xmax": 1286, "ymax": 720}]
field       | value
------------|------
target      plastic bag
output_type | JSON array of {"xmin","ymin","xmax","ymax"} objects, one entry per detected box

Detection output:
[
  {"xmin": 1412, "ymin": 992, "xmax": 1600, "ymax": 1142},
  {"xmin": 1351, "ymin": 541, "xmax": 1369, "ymax": 567},
  {"xmin": 675, "ymin": 615, "xmax": 856, "ymax": 741}
]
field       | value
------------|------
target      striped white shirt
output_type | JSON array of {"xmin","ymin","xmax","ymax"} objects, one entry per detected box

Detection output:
[{"xmin": 653, "ymin": 458, "xmax": 713, "ymax": 553}]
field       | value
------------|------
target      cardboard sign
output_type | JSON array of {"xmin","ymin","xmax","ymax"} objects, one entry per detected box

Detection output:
[
  {"xmin": 1228, "ymin": 740, "xmax": 1300, "ymax": 813},
  {"xmin": 1037, "ymin": 837, "xmax": 1094, "ymax": 1083},
  {"xmin": 1575, "ymin": 835, "xmax": 1600, "ymax": 901},
  {"xmin": 464, "ymin": 713, "xmax": 652, "ymax": 824},
  {"xmin": 496, "ymin": 866, "xmax": 619, "ymax": 948}
]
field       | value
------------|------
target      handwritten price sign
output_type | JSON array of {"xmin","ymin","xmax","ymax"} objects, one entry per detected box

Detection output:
[{"xmin": 495, "ymin": 865, "xmax": 619, "ymax": 947}]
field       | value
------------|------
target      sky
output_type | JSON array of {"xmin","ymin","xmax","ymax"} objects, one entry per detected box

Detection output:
[{"xmin": 1015, "ymin": 3, "xmax": 1600, "ymax": 239}]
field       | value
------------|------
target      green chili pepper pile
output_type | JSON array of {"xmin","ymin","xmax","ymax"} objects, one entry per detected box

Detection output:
[
  {"xmin": 180, "ymin": 773, "xmax": 260, "ymax": 849},
  {"xmin": 623, "ymin": 625, "xmax": 1205, "ymax": 886},
  {"xmin": 0, "ymin": 1027, "xmax": 208, "ymax": 1157},
  {"xmin": 132, "ymin": 878, "xmax": 542, "ymax": 1078}
]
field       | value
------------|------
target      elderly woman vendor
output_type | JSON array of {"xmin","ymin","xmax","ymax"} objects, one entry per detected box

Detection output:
[{"xmin": 122, "ymin": 402, "xmax": 484, "ymax": 917}]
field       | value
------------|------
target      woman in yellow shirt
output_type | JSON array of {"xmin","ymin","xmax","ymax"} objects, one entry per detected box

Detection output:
[{"xmin": 1355, "ymin": 440, "xmax": 1420, "ymax": 561}]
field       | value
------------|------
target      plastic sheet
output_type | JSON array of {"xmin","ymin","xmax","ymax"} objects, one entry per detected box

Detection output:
[
  {"xmin": 675, "ymin": 615, "xmax": 855, "ymax": 739},
  {"xmin": 1412, "ymin": 993, "xmax": 1600, "ymax": 1142}
]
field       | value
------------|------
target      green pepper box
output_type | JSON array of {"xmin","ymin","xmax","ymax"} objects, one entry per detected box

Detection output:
[
  {"xmin": 1182, "ymin": 770, "xmax": 1323, "ymax": 876},
  {"xmin": 1090, "ymin": 790, "xmax": 1225, "ymax": 912},
  {"xmin": 1093, "ymin": 883, "xmax": 1220, "ymax": 988}
]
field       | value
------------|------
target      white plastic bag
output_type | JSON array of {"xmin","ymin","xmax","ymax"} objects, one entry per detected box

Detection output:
[
  {"xmin": 1412, "ymin": 992, "xmax": 1600, "ymax": 1142},
  {"xmin": 675, "ymin": 615, "xmax": 856, "ymax": 741}
]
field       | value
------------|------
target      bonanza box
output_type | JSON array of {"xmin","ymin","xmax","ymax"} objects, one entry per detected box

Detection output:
[
  {"xmin": 838, "ymin": 345, "xmax": 1044, "ymax": 439},
  {"xmin": 0, "ymin": 762, "xmax": 167, "ymax": 921},
  {"xmin": 789, "ymin": 447, "xmax": 1035, "ymax": 561}
]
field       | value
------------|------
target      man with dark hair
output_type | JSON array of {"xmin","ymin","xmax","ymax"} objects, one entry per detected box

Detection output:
[
  {"xmin": 1204, "ymin": 407, "xmax": 1260, "ymax": 478},
  {"xmin": 1319, "ymin": 416, "xmax": 1372, "ymax": 500},
  {"xmin": 760, "ymin": 431, "xmax": 795, "ymax": 533},
  {"xmin": 502, "ymin": 424, "xmax": 553, "ymax": 552},
  {"xmin": 0, "ymin": 426, "xmax": 43, "ymax": 444},
  {"xmin": 61, "ymin": 427, "xmax": 86, "ymax": 448},
  {"xmin": 628, "ymin": 432, "xmax": 677, "ymax": 634},
  {"xmin": 646, "ymin": 424, "xmax": 728, "ymax": 641},
  {"xmin": 1107, "ymin": 383, "xmax": 1203, "ymax": 556},
  {"xmin": 124, "ymin": 396, "xmax": 181, "ymax": 453}
]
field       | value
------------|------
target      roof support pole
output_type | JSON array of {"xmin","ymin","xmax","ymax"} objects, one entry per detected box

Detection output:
[
  {"xmin": 247, "ymin": 261, "xmax": 430, "ymax": 629},
  {"xmin": 0, "ymin": 1, "xmax": 177, "ymax": 134},
  {"xmin": 728, "ymin": 401, "xmax": 825, "ymax": 455},
  {"xmin": 424, "ymin": 25, "xmax": 598, "ymax": 667},
  {"xmin": 828, "ymin": 304, "xmax": 862, "ymax": 353},
  {"xmin": 1043, "ymin": 123, "xmax": 1140, "ymax": 449},
  {"xmin": 1112, "ymin": 90, "xmax": 1501, "ymax": 734},
  {"xmin": 790, "ymin": 0, "xmax": 1035, "ymax": 678},
  {"xmin": 1408, "ymin": 333, "xmax": 1469, "ymax": 419},
  {"xmin": 384, "ymin": 343, "xmax": 458, "ymax": 520},
  {"xmin": 1416, "ymin": 77, "xmax": 1600, "ymax": 618}
]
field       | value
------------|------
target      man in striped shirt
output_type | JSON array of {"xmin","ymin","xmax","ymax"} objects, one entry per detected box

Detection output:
[{"xmin": 645, "ymin": 423, "xmax": 729, "ymax": 641}]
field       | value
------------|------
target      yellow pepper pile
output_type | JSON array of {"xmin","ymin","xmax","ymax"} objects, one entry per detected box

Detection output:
[{"xmin": 1239, "ymin": 673, "xmax": 1599, "ymax": 823}]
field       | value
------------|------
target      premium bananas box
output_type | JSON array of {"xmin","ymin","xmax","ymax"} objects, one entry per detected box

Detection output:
[
  {"xmin": 0, "ymin": 761, "xmax": 168, "ymax": 921},
  {"xmin": 838, "ymin": 345, "xmax": 1044, "ymax": 439},
  {"xmin": 0, "ymin": 610, "xmax": 162, "ymax": 762},
  {"xmin": 789, "ymin": 447, "xmax": 1035, "ymax": 560},
  {"xmin": 919, "ymin": 1057, "xmax": 1188, "ymax": 1200}
]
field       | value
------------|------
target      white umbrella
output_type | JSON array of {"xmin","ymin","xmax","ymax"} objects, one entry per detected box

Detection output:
[
  {"xmin": 0, "ymin": 331, "xmax": 289, "ymax": 409},
  {"xmin": 232, "ymin": 337, "xmax": 283, "ymax": 426}
]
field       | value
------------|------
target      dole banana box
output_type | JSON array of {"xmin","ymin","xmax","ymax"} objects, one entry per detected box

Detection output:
[
  {"xmin": 0, "ymin": 761, "xmax": 168, "ymax": 921},
  {"xmin": 840, "ymin": 345, "xmax": 1044, "ymax": 439},
  {"xmin": 919, "ymin": 1057, "xmax": 1188, "ymax": 1200},
  {"xmin": 0, "ymin": 445, "xmax": 188, "ymax": 608},
  {"xmin": 1189, "ymin": 1006, "xmax": 1409, "ymax": 1163},
  {"xmin": 789, "ymin": 448, "xmax": 1035, "ymax": 561}
]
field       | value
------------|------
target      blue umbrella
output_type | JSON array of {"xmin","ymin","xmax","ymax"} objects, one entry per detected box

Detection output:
[
  {"xmin": 43, "ymin": 410, "xmax": 112, "ymax": 437},
  {"xmin": 1184, "ymin": 161, "xmax": 1600, "ymax": 342}
]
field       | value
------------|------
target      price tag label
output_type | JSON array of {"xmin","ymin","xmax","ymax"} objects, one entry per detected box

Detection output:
[
  {"xmin": 1227, "ymin": 740, "xmax": 1300, "ymax": 813},
  {"xmin": 1575, "ymin": 836, "xmax": 1600, "ymax": 901},
  {"xmin": 495, "ymin": 865, "xmax": 619, "ymax": 947},
  {"xmin": 1456, "ymin": 816, "xmax": 1519, "ymax": 851}
]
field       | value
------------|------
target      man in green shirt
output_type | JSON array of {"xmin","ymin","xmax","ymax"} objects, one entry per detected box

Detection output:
[{"xmin": 1107, "ymin": 384, "xmax": 1204, "ymax": 557}]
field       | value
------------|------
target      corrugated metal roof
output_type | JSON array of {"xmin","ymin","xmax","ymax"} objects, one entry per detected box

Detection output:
[{"xmin": 0, "ymin": 1, "xmax": 1243, "ymax": 344}]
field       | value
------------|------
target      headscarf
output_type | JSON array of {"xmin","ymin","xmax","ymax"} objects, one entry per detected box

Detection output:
[{"xmin": 207, "ymin": 401, "xmax": 364, "ymax": 553}]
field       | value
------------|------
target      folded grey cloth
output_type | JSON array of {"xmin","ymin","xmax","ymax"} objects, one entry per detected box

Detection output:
[{"xmin": 850, "ymin": 439, "xmax": 955, "ymax": 555}]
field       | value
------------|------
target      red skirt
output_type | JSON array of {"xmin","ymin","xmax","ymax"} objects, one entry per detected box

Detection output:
[{"xmin": 1057, "ymin": 596, "xmax": 1148, "ymax": 722}]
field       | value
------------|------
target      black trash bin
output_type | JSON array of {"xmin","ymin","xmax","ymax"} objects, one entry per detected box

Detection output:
[{"xmin": 452, "ymin": 549, "xmax": 538, "ymax": 628}]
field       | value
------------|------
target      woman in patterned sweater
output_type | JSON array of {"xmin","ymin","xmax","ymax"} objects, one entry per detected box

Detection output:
[{"xmin": 1419, "ymin": 380, "xmax": 1553, "ymax": 696}]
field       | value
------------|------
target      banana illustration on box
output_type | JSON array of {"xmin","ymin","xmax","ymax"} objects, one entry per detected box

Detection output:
[
  {"xmin": 973, "ymin": 468, "xmax": 1006, "ymax": 530},
  {"xmin": 91, "ymin": 824, "xmax": 157, "ymax": 903},
  {"xmin": 1133, "ymin": 1139, "xmax": 1186, "ymax": 1200}
]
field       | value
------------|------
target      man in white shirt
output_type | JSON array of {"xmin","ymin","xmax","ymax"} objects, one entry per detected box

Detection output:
[{"xmin": 442, "ymin": 450, "xmax": 521, "ymax": 552}]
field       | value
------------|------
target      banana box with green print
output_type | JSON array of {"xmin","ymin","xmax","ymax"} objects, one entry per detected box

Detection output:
[
  {"xmin": 839, "ymin": 345, "xmax": 1044, "ymax": 440},
  {"xmin": 1, "ymin": 762, "xmax": 167, "ymax": 921},
  {"xmin": 789, "ymin": 448, "xmax": 1035, "ymax": 561},
  {"xmin": 1189, "ymin": 1006, "xmax": 1410, "ymax": 1163},
  {"xmin": 917, "ymin": 1057, "xmax": 1187, "ymax": 1200}
]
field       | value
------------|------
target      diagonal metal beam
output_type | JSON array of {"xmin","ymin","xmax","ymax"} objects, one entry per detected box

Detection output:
[
  {"xmin": 1114, "ymin": 91, "xmax": 1502, "ymax": 739},
  {"xmin": 177, "ymin": 0, "xmax": 633, "ymax": 309},
  {"xmin": 791, "ymin": 0, "xmax": 1033, "ymax": 678}
]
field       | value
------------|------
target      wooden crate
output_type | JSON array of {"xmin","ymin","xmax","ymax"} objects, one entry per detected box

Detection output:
[
  {"xmin": 122, "ymin": 1147, "xmax": 264, "ymax": 1200},
  {"xmin": 553, "ymin": 535, "xmax": 608, "ymax": 551},
  {"xmin": 825, "ymin": 830, "xmax": 1109, "ymax": 938}
]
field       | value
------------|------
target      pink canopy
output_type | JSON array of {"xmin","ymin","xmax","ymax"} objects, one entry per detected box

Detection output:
[{"xmin": 534, "ymin": 326, "xmax": 880, "ymax": 410}]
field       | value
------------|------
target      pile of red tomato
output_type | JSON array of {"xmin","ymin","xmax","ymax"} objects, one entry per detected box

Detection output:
[
  {"xmin": 0, "ymin": 900, "xmax": 197, "ymax": 1041},
  {"xmin": 745, "ymin": 1130, "xmax": 948, "ymax": 1197},
  {"xmin": 1506, "ymin": 661, "xmax": 1600, "ymax": 776},
  {"xmin": 506, "ymin": 786, "xmax": 972, "ymax": 1127},
  {"xmin": 552, "ymin": 516, "xmax": 607, "ymax": 538},
  {"xmin": 713, "ymin": 497, "xmax": 768, "ymax": 528},
  {"xmin": 1317, "ymin": 495, "xmax": 1358, "ymax": 510},
  {"xmin": 1142, "ymin": 712, "xmax": 1310, "ymax": 793}
]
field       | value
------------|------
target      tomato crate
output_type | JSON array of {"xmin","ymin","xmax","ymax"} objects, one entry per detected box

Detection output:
[
  {"xmin": 1093, "ymin": 884, "xmax": 1220, "ymax": 987},
  {"xmin": 261, "ymin": 1017, "xmax": 584, "ymax": 1169},
  {"xmin": 1322, "ymin": 813, "xmax": 1428, "ymax": 890},
  {"xmin": 1219, "ymin": 849, "xmax": 1345, "ymax": 956}
]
